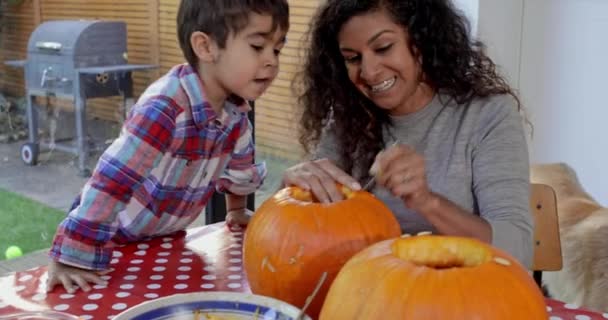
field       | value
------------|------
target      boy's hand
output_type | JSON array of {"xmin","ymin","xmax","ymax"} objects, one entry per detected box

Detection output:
[
  {"xmin": 226, "ymin": 208, "xmax": 252, "ymax": 226},
  {"xmin": 46, "ymin": 260, "xmax": 110, "ymax": 294}
]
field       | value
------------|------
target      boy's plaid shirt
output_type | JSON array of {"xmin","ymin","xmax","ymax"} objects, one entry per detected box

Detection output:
[{"xmin": 50, "ymin": 64, "xmax": 267, "ymax": 270}]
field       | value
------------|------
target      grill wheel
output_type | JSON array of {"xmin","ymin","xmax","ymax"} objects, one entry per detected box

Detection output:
[{"xmin": 21, "ymin": 143, "xmax": 39, "ymax": 166}]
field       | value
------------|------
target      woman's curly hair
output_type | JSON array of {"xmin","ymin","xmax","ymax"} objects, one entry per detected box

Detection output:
[{"xmin": 294, "ymin": 0, "xmax": 521, "ymax": 181}]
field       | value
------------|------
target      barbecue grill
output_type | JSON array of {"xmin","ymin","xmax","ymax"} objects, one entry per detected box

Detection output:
[{"xmin": 5, "ymin": 20, "xmax": 156, "ymax": 176}]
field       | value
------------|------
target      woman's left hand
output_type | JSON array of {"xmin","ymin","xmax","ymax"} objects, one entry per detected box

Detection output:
[{"xmin": 371, "ymin": 143, "xmax": 433, "ymax": 210}]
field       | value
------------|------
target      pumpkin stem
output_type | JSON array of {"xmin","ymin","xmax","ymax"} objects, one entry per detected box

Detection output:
[{"xmin": 391, "ymin": 236, "xmax": 493, "ymax": 268}]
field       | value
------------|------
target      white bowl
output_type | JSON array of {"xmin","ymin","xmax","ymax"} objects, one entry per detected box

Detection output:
[{"xmin": 113, "ymin": 291, "xmax": 312, "ymax": 320}]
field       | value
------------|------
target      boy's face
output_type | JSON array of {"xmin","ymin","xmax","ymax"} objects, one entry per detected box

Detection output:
[{"xmin": 213, "ymin": 13, "xmax": 287, "ymax": 102}]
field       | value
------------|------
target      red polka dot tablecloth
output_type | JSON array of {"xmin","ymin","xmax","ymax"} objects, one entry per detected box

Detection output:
[{"xmin": 0, "ymin": 222, "xmax": 606, "ymax": 319}]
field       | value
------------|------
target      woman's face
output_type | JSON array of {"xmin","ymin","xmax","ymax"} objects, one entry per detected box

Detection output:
[{"xmin": 338, "ymin": 9, "xmax": 432, "ymax": 116}]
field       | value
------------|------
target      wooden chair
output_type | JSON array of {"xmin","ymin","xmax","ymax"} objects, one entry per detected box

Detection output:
[{"xmin": 530, "ymin": 183, "xmax": 563, "ymax": 288}]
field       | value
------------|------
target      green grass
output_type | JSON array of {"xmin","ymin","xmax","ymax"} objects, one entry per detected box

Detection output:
[{"xmin": 0, "ymin": 188, "xmax": 66, "ymax": 260}]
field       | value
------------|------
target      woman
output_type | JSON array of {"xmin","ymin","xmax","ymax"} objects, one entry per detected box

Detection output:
[{"xmin": 283, "ymin": 0, "xmax": 534, "ymax": 266}]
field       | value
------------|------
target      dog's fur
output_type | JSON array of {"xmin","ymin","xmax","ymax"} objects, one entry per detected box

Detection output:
[{"xmin": 531, "ymin": 163, "xmax": 608, "ymax": 312}]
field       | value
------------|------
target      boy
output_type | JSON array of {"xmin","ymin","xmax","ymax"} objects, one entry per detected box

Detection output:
[{"xmin": 46, "ymin": 0, "xmax": 289, "ymax": 293}]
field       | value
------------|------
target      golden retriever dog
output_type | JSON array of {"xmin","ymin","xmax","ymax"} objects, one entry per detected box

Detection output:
[{"xmin": 531, "ymin": 163, "xmax": 608, "ymax": 313}]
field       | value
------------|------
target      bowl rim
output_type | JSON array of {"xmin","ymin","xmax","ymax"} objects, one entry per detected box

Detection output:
[{"xmin": 113, "ymin": 291, "xmax": 312, "ymax": 320}]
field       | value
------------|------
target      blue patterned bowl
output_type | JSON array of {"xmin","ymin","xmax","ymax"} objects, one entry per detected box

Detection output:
[{"xmin": 113, "ymin": 291, "xmax": 312, "ymax": 320}]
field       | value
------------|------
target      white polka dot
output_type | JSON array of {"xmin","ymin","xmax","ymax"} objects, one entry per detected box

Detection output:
[
  {"xmin": 176, "ymin": 275, "xmax": 190, "ymax": 280},
  {"xmin": 130, "ymin": 259, "xmax": 144, "ymax": 264},
  {"xmin": 229, "ymin": 243, "xmax": 242, "ymax": 248},
  {"xmin": 127, "ymin": 267, "xmax": 141, "ymax": 272},
  {"xmin": 60, "ymin": 294, "xmax": 75, "ymax": 299},
  {"xmin": 161, "ymin": 243, "xmax": 173, "ymax": 249},
  {"xmin": 603, "ymin": 313, "xmax": 608, "ymax": 319},
  {"xmin": 575, "ymin": 315, "xmax": 591, "ymax": 320},
  {"xmin": 116, "ymin": 292, "xmax": 130, "ymax": 298},
  {"xmin": 178, "ymin": 266, "xmax": 191, "ymax": 272},
  {"xmin": 18, "ymin": 274, "xmax": 33, "ymax": 282},
  {"xmin": 93, "ymin": 284, "xmax": 107, "ymax": 290},
  {"xmin": 110, "ymin": 259, "xmax": 119, "ymax": 264},
  {"xmin": 180, "ymin": 258, "xmax": 193, "ymax": 263},
  {"xmin": 201, "ymin": 283, "xmax": 215, "ymax": 289},
  {"xmin": 32, "ymin": 293, "xmax": 47, "ymax": 301},
  {"xmin": 144, "ymin": 293, "xmax": 159, "ymax": 299},
  {"xmin": 112, "ymin": 303, "xmax": 128, "ymax": 310},
  {"xmin": 549, "ymin": 317, "xmax": 563, "ymax": 320},
  {"xmin": 565, "ymin": 304, "xmax": 580, "ymax": 310},
  {"xmin": 174, "ymin": 284, "xmax": 188, "ymax": 290},
  {"xmin": 82, "ymin": 304, "xmax": 98, "ymax": 311},
  {"xmin": 14, "ymin": 285, "xmax": 25, "ymax": 292},
  {"xmin": 202, "ymin": 275, "xmax": 217, "ymax": 280},
  {"xmin": 182, "ymin": 251, "xmax": 194, "ymax": 256},
  {"xmin": 228, "ymin": 274, "xmax": 242, "ymax": 280},
  {"xmin": 137, "ymin": 244, "xmax": 149, "ymax": 250},
  {"xmin": 134, "ymin": 250, "xmax": 147, "ymax": 256},
  {"xmin": 152, "ymin": 266, "xmax": 166, "ymax": 272},
  {"xmin": 112, "ymin": 251, "xmax": 123, "ymax": 258},
  {"xmin": 54, "ymin": 304, "xmax": 70, "ymax": 311},
  {"xmin": 546, "ymin": 306, "xmax": 552, "ymax": 312},
  {"xmin": 204, "ymin": 266, "xmax": 215, "ymax": 272},
  {"xmin": 87, "ymin": 293, "xmax": 103, "ymax": 300},
  {"xmin": 155, "ymin": 258, "xmax": 168, "ymax": 264},
  {"xmin": 227, "ymin": 283, "xmax": 242, "ymax": 289},
  {"xmin": 147, "ymin": 283, "xmax": 161, "ymax": 290},
  {"xmin": 228, "ymin": 266, "xmax": 241, "ymax": 272},
  {"xmin": 150, "ymin": 275, "xmax": 164, "ymax": 280},
  {"xmin": 229, "ymin": 251, "xmax": 241, "ymax": 256},
  {"xmin": 229, "ymin": 258, "xmax": 242, "ymax": 263},
  {"xmin": 100, "ymin": 275, "xmax": 111, "ymax": 281},
  {"xmin": 120, "ymin": 284, "xmax": 134, "ymax": 290},
  {"xmin": 162, "ymin": 237, "xmax": 173, "ymax": 242},
  {"xmin": 123, "ymin": 275, "xmax": 137, "ymax": 281},
  {"xmin": 157, "ymin": 252, "xmax": 170, "ymax": 257},
  {"xmin": 80, "ymin": 315, "xmax": 93, "ymax": 320}
]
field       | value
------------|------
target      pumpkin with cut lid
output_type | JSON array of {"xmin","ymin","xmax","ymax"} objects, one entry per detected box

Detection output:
[
  {"xmin": 243, "ymin": 185, "xmax": 401, "ymax": 319},
  {"xmin": 319, "ymin": 234, "xmax": 548, "ymax": 320}
]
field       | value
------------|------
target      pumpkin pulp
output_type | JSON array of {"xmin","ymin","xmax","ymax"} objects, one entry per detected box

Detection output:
[{"xmin": 391, "ymin": 235, "xmax": 493, "ymax": 269}]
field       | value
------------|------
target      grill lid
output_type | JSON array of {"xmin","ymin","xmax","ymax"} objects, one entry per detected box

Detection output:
[{"xmin": 27, "ymin": 20, "xmax": 125, "ymax": 55}]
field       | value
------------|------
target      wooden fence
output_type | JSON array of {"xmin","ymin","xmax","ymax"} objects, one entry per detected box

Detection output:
[{"xmin": 0, "ymin": 0, "xmax": 321, "ymax": 160}]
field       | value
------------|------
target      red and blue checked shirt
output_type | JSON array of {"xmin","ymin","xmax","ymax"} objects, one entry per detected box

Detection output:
[{"xmin": 49, "ymin": 64, "xmax": 266, "ymax": 270}]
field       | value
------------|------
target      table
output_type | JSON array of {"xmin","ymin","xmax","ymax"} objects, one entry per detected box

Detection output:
[{"xmin": 0, "ymin": 223, "xmax": 605, "ymax": 319}]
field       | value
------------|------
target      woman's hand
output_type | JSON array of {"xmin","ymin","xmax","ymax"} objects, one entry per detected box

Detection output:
[
  {"xmin": 371, "ymin": 144, "xmax": 433, "ymax": 210},
  {"xmin": 282, "ymin": 158, "xmax": 361, "ymax": 203},
  {"xmin": 46, "ymin": 260, "xmax": 110, "ymax": 294}
]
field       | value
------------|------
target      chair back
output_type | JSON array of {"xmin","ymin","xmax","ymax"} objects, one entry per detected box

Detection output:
[{"xmin": 530, "ymin": 183, "xmax": 563, "ymax": 272}]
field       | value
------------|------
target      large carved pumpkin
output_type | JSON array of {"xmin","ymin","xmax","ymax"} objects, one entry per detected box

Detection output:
[
  {"xmin": 320, "ymin": 234, "xmax": 548, "ymax": 320},
  {"xmin": 243, "ymin": 185, "xmax": 401, "ymax": 319}
]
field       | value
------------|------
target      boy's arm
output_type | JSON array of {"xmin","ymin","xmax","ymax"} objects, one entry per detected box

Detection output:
[
  {"xmin": 225, "ymin": 193, "xmax": 248, "ymax": 212},
  {"xmin": 216, "ymin": 116, "xmax": 267, "ymax": 196},
  {"xmin": 49, "ymin": 97, "xmax": 177, "ymax": 270}
]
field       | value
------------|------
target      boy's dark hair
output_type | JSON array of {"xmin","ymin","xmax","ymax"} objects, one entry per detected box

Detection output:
[{"xmin": 177, "ymin": 0, "xmax": 290, "ymax": 70}]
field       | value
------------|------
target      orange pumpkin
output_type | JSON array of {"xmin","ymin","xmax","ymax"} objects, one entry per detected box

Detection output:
[
  {"xmin": 320, "ymin": 235, "xmax": 548, "ymax": 320},
  {"xmin": 243, "ymin": 185, "xmax": 401, "ymax": 319}
]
